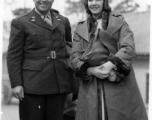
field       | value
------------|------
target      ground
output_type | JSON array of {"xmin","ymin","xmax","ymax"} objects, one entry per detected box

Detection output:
[{"xmin": 1, "ymin": 95, "xmax": 19, "ymax": 120}]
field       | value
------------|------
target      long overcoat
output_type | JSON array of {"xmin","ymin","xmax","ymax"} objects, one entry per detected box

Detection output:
[
  {"xmin": 70, "ymin": 11, "xmax": 148, "ymax": 120},
  {"xmin": 7, "ymin": 9, "xmax": 73, "ymax": 94}
]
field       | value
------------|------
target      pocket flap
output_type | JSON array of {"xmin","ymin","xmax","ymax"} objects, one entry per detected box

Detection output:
[
  {"xmin": 22, "ymin": 59, "xmax": 43, "ymax": 71},
  {"xmin": 25, "ymin": 29, "xmax": 43, "ymax": 35}
]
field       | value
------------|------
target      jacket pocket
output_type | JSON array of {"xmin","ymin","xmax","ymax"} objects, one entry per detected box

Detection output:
[
  {"xmin": 25, "ymin": 29, "xmax": 44, "ymax": 48},
  {"xmin": 22, "ymin": 59, "xmax": 43, "ymax": 71}
]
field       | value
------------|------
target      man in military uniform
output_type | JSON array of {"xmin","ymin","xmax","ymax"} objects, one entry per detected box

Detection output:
[{"xmin": 7, "ymin": 0, "xmax": 72, "ymax": 119}]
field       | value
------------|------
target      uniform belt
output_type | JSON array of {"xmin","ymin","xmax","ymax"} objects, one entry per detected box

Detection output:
[{"xmin": 24, "ymin": 51, "xmax": 66, "ymax": 59}]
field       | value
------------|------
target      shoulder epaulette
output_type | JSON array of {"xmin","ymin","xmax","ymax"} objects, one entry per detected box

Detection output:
[
  {"xmin": 77, "ymin": 20, "xmax": 85, "ymax": 25},
  {"xmin": 52, "ymin": 9, "xmax": 60, "ymax": 15},
  {"xmin": 111, "ymin": 10, "xmax": 122, "ymax": 17},
  {"xmin": 16, "ymin": 13, "xmax": 29, "ymax": 20}
]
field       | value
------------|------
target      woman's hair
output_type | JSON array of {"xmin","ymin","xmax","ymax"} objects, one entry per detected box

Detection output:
[{"xmin": 83, "ymin": 0, "xmax": 111, "ymax": 30}]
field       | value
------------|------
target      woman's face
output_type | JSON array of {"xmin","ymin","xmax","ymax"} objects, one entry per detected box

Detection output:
[{"xmin": 88, "ymin": 0, "xmax": 104, "ymax": 15}]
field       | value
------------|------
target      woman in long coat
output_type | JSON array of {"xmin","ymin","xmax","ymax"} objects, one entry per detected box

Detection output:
[{"xmin": 70, "ymin": 0, "xmax": 148, "ymax": 120}]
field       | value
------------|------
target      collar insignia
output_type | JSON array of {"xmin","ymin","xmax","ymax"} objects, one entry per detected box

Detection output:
[{"xmin": 31, "ymin": 19, "xmax": 35, "ymax": 21}]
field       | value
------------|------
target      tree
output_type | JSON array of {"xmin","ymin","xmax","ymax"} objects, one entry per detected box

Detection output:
[
  {"xmin": 65, "ymin": 0, "xmax": 86, "ymax": 23},
  {"xmin": 12, "ymin": 8, "xmax": 31, "ymax": 16},
  {"xmin": 4, "ymin": 0, "xmax": 17, "ymax": 7},
  {"xmin": 114, "ymin": 0, "xmax": 139, "ymax": 13},
  {"xmin": 4, "ymin": 0, "xmax": 31, "ymax": 16}
]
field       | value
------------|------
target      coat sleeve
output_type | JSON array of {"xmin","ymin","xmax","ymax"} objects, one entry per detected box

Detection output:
[
  {"xmin": 115, "ymin": 16, "xmax": 135, "ymax": 65},
  {"xmin": 7, "ymin": 18, "xmax": 25, "ymax": 88},
  {"xmin": 108, "ymin": 16, "xmax": 135, "ymax": 76},
  {"xmin": 70, "ymin": 30, "xmax": 90, "ymax": 79},
  {"xmin": 70, "ymin": 31, "xmax": 84, "ymax": 71}
]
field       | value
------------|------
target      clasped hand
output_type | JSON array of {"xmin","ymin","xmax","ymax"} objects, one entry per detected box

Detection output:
[
  {"xmin": 12, "ymin": 85, "xmax": 24, "ymax": 101},
  {"xmin": 87, "ymin": 61, "xmax": 116, "ymax": 81}
]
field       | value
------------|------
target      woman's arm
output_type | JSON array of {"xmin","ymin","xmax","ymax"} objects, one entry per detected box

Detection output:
[
  {"xmin": 70, "ymin": 32, "xmax": 85, "ymax": 71},
  {"xmin": 70, "ymin": 32, "xmax": 91, "ymax": 79},
  {"xmin": 104, "ymin": 16, "xmax": 135, "ymax": 82},
  {"xmin": 115, "ymin": 17, "xmax": 135, "ymax": 64},
  {"xmin": 95, "ymin": 16, "xmax": 135, "ymax": 82},
  {"xmin": 109, "ymin": 17, "xmax": 135, "ymax": 76}
]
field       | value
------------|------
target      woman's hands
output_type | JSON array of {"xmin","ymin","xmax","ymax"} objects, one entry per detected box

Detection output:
[
  {"xmin": 87, "ymin": 65, "xmax": 109, "ymax": 79},
  {"xmin": 87, "ymin": 61, "xmax": 117, "ymax": 80},
  {"xmin": 108, "ymin": 70, "xmax": 117, "ymax": 82}
]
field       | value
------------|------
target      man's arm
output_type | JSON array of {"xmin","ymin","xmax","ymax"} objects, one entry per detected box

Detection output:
[
  {"xmin": 7, "ymin": 18, "xmax": 25, "ymax": 100},
  {"xmin": 65, "ymin": 18, "xmax": 72, "ymax": 57}
]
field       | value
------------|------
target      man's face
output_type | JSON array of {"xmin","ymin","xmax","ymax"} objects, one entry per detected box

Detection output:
[
  {"xmin": 33, "ymin": 0, "xmax": 54, "ymax": 15},
  {"xmin": 88, "ymin": 0, "xmax": 104, "ymax": 15}
]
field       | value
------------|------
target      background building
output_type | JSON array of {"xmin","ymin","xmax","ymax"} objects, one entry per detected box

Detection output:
[{"xmin": 124, "ymin": 11, "xmax": 150, "ymax": 110}]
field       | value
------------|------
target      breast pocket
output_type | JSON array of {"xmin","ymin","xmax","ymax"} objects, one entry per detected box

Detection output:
[
  {"xmin": 60, "ymin": 29, "xmax": 65, "ymax": 38},
  {"xmin": 25, "ymin": 29, "xmax": 44, "ymax": 48},
  {"xmin": 59, "ymin": 29, "xmax": 66, "ymax": 46}
]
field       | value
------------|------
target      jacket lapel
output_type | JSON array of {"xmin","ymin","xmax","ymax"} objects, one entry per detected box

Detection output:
[
  {"xmin": 29, "ymin": 9, "xmax": 61, "ymax": 31},
  {"xmin": 51, "ymin": 11, "xmax": 62, "ymax": 31},
  {"xmin": 29, "ymin": 9, "xmax": 52, "ymax": 30},
  {"xmin": 106, "ymin": 12, "xmax": 124, "ymax": 35},
  {"xmin": 75, "ymin": 19, "xmax": 89, "ymax": 42}
]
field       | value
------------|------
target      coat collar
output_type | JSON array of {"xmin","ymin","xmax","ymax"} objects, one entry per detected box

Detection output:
[
  {"xmin": 75, "ymin": 19, "xmax": 89, "ymax": 42},
  {"xmin": 106, "ymin": 11, "xmax": 124, "ymax": 35},
  {"xmin": 75, "ymin": 11, "xmax": 124, "ymax": 42},
  {"xmin": 29, "ymin": 9, "xmax": 61, "ymax": 31}
]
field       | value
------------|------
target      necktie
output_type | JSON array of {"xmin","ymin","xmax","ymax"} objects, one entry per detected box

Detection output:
[{"xmin": 44, "ymin": 15, "xmax": 52, "ymax": 26}]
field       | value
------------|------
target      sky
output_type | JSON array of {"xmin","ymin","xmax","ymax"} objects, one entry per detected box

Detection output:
[{"xmin": 3, "ymin": 0, "xmax": 151, "ymax": 23}]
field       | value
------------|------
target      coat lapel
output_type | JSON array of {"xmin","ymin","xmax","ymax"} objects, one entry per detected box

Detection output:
[
  {"xmin": 106, "ymin": 12, "xmax": 124, "ymax": 35},
  {"xmin": 99, "ymin": 29, "xmax": 118, "ymax": 54},
  {"xmin": 75, "ymin": 12, "xmax": 124, "ymax": 42},
  {"xmin": 75, "ymin": 19, "xmax": 89, "ymax": 42}
]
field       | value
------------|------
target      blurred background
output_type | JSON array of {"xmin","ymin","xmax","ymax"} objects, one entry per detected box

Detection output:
[{"xmin": 1, "ymin": 0, "xmax": 151, "ymax": 120}]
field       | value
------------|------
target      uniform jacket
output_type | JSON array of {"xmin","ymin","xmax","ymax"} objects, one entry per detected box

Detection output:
[
  {"xmin": 7, "ymin": 9, "xmax": 73, "ymax": 94},
  {"xmin": 70, "ymin": 11, "xmax": 148, "ymax": 120}
]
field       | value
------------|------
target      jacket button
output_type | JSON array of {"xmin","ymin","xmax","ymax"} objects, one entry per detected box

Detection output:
[
  {"xmin": 26, "ymin": 67, "xmax": 30, "ymax": 69},
  {"xmin": 120, "ymin": 82, "xmax": 124, "ymax": 85}
]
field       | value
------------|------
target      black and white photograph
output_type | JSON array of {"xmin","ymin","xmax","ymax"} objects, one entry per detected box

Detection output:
[{"xmin": 1, "ymin": 0, "xmax": 151, "ymax": 120}]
